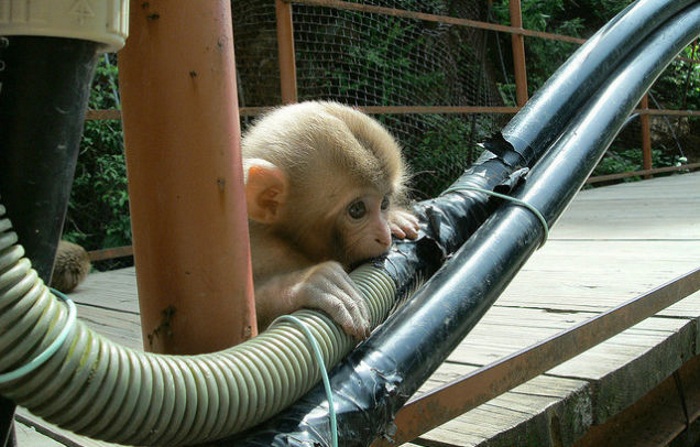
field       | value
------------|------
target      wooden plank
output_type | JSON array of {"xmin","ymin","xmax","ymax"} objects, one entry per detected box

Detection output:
[
  {"xmin": 407, "ymin": 309, "xmax": 699, "ymax": 446},
  {"xmin": 67, "ymin": 266, "xmax": 143, "ymax": 349},
  {"xmin": 15, "ymin": 408, "xmax": 120, "ymax": 447},
  {"xmin": 548, "ymin": 316, "xmax": 697, "ymax": 424},
  {"xmin": 552, "ymin": 173, "xmax": 700, "ymax": 241},
  {"xmin": 87, "ymin": 246, "xmax": 133, "ymax": 262},
  {"xmin": 443, "ymin": 307, "xmax": 692, "ymax": 365},
  {"xmin": 572, "ymin": 355, "xmax": 700, "ymax": 447},
  {"xmin": 496, "ymin": 242, "xmax": 700, "ymax": 312},
  {"xmin": 15, "ymin": 421, "xmax": 66, "ymax": 447},
  {"xmin": 659, "ymin": 290, "xmax": 700, "ymax": 319},
  {"xmin": 404, "ymin": 173, "xmax": 700, "ymax": 446},
  {"xmin": 412, "ymin": 370, "xmax": 590, "ymax": 447},
  {"xmin": 75, "ymin": 305, "xmax": 143, "ymax": 350},
  {"xmin": 69, "ymin": 267, "xmax": 139, "ymax": 314},
  {"xmin": 15, "ymin": 172, "xmax": 700, "ymax": 447}
]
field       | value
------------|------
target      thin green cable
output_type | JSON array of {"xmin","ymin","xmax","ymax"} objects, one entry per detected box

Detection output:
[
  {"xmin": 273, "ymin": 315, "xmax": 339, "ymax": 447},
  {"xmin": 443, "ymin": 184, "xmax": 550, "ymax": 247}
]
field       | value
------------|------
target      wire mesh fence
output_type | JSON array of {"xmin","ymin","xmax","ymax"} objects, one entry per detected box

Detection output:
[
  {"xmin": 70, "ymin": 0, "xmax": 699, "ymax": 260},
  {"xmin": 233, "ymin": 0, "xmax": 511, "ymax": 197}
]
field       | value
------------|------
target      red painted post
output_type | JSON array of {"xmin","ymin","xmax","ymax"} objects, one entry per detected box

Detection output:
[
  {"xmin": 118, "ymin": 0, "xmax": 256, "ymax": 354},
  {"xmin": 510, "ymin": 0, "xmax": 529, "ymax": 106},
  {"xmin": 276, "ymin": 0, "xmax": 298, "ymax": 104},
  {"xmin": 640, "ymin": 95, "xmax": 653, "ymax": 178}
]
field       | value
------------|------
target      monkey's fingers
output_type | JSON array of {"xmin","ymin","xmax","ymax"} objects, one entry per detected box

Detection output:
[
  {"xmin": 317, "ymin": 295, "xmax": 370, "ymax": 340},
  {"xmin": 304, "ymin": 291, "xmax": 370, "ymax": 339},
  {"xmin": 300, "ymin": 263, "xmax": 371, "ymax": 339},
  {"xmin": 389, "ymin": 210, "xmax": 420, "ymax": 240}
]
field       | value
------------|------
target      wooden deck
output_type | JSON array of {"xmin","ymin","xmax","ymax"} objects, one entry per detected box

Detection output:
[{"xmin": 14, "ymin": 171, "xmax": 700, "ymax": 446}]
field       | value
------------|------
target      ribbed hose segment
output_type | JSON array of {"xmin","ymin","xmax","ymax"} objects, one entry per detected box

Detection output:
[{"xmin": 0, "ymin": 202, "xmax": 397, "ymax": 445}]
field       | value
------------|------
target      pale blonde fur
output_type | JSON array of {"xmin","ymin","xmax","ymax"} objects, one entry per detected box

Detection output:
[
  {"xmin": 242, "ymin": 101, "xmax": 408, "ymax": 202},
  {"xmin": 240, "ymin": 101, "xmax": 418, "ymax": 338}
]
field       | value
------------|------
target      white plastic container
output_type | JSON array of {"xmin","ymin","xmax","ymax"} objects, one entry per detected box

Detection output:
[{"xmin": 0, "ymin": 0, "xmax": 128, "ymax": 52}]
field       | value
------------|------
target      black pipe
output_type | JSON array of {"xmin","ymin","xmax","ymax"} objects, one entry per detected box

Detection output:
[
  {"xmin": 231, "ymin": 1, "xmax": 700, "ymax": 445},
  {"xmin": 500, "ymin": 0, "xmax": 696, "ymax": 164},
  {"xmin": 0, "ymin": 36, "xmax": 98, "ymax": 447},
  {"xmin": 371, "ymin": 0, "xmax": 697, "ymax": 300},
  {"xmin": 0, "ymin": 36, "xmax": 98, "ymax": 282}
]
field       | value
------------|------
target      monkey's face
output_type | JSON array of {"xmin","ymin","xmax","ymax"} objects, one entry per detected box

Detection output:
[
  {"xmin": 282, "ymin": 183, "xmax": 394, "ymax": 270},
  {"xmin": 335, "ymin": 190, "xmax": 394, "ymax": 268}
]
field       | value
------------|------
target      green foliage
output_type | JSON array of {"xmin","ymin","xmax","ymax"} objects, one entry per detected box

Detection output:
[
  {"xmin": 65, "ymin": 55, "xmax": 131, "ymax": 259},
  {"xmin": 295, "ymin": 4, "xmax": 498, "ymax": 197},
  {"xmin": 492, "ymin": 0, "xmax": 588, "ymax": 99},
  {"xmin": 492, "ymin": 0, "xmax": 697, "ymax": 181},
  {"xmin": 652, "ymin": 44, "xmax": 700, "ymax": 110},
  {"xmin": 412, "ymin": 115, "xmax": 478, "ymax": 194},
  {"xmin": 68, "ymin": 0, "xmax": 697, "ymax": 253},
  {"xmin": 304, "ymin": 9, "xmax": 450, "ymax": 106},
  {"xmin": 594, "ymin": 148, "xmax": 643, "ymax": 177},
  {"xmin": 593, "ymin": 147, "xmax": 682, "ymax": 181}
]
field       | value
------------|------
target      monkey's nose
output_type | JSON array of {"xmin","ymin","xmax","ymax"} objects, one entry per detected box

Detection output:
[
  {"xmin": 375, "ymin": 228, "xmax": 392, "ymax": 249},
  {"xmin": 375, "ymin": 238, "xmax": 390, "ymax": 249}
]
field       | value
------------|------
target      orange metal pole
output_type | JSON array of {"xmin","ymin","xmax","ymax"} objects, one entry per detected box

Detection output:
[
  {"xmin": 118, "ymin": 0, "xmax": 256, "ymax": 355},
  {"xmin": 640, "ymin": 95, "xmax": 653, "ymax": 178},
  {"xmin": 276, "ymin": 0, "xmax": 298, "ymax": 104},
  {"xmin": 509, "ymin": 0, "xmax": 529, "ymax": 106}
]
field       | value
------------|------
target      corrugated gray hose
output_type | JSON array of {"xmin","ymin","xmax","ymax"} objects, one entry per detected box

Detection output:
[{"xmin": 0, "ymin": 202, "xmax": 397, "ymax": 445}]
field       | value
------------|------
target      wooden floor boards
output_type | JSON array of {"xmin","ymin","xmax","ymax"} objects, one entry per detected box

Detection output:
[{"xmin": 13, "ymin": 172, "xmax": 700, "ymax": 446}]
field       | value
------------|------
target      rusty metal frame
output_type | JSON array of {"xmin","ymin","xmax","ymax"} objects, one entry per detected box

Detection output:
[
  {"xmin": 509, "ymin": 0, "xmax": 529, "ymax": 106},
  {"xmin": 283, "ymin": 0, "xmax": 586, "ymax": 44},
  {"xmin": 88, "ymin": 245, "xmax": 134, "ymax": 262},
  {"xmin": 276, "ymin": 0, "xmax": 298, "ymax": 104},
  {"xmin": 587, "ymin": 162, "xmax": 700, "ymax": 184},
  {"xmin": 80, "ymin": 2, "xmax": 699, "ymax": 264},
  {"xmin": 84, "ymin": 106, "xmax": 700, "ymax": 121},
  {"xmin": 640, "ymin": 95, "xmax": 653, "ymax": 176},
  {"xmin": 377, "ymin": 267, "xmax": 700, "ymax": 446}
]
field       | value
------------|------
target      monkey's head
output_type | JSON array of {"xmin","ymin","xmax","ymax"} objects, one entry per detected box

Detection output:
[{"xmin": 242, "ymin": 101, "xmax": 409, "ymax": 268}]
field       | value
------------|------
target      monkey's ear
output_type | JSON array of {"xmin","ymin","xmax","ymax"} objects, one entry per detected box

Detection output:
[{"xmin": 243, "ymin": 159, "xmax": 288, "ymax": 224}]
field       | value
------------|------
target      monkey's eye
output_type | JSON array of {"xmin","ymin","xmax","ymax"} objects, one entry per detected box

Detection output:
[
  {"xmin": 381, "ymin": 196, "xmax": 390, "ymax": 211},
  {"xmin": 347, "ymin": 200, "xmax": 367, "ymax": 219}
]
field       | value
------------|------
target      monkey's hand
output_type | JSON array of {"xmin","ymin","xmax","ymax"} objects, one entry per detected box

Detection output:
[
  {"xmin": 255, "ymin": 261, "xmax": 371, "ymax": 339},
  {"xmin": 388, "ymin": 209, "xmax": 420, "ymax": 240}
]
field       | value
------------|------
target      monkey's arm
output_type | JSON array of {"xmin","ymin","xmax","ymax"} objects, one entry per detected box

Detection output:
[{"xmin": 254, "ymin": 261, "xmax": 371, "ymax": 339}]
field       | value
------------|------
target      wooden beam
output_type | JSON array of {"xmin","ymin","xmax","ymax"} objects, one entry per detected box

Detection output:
[{"xmin": 376, "ymin": 268, "xmax": 700, "ymax": 446}]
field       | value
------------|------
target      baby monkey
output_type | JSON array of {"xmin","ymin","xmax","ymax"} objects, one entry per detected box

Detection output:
[{"xmin": 242, "ymin": 101, "xmax": 419, "ymax": 339}]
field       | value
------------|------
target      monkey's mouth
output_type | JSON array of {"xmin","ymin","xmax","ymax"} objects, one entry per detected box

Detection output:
[{"xmin": 347, "ymin": 253, "xmax": 389, "ymax": 271}]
